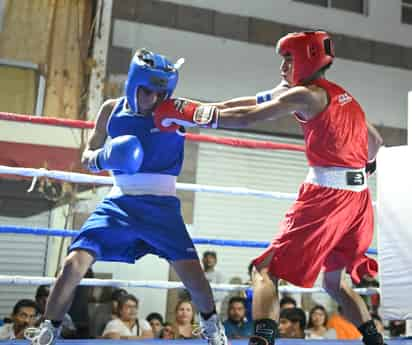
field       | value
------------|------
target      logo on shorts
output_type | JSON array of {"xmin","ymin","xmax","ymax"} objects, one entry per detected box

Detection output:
[
  {"xmin": 186, "ymin": 248, "xmax": 196, "ymax": 252},
  {"xmin": 346, "ymin": 171, "xmax": 365, "ymax": 186},
  {"xmin": 338, "ymin": 93, "xmax": 352, "ymax": 105}
]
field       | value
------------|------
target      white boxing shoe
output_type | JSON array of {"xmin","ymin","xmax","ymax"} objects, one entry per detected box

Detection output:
[
  {"xmin": 199, "ymin": 313, "xmax": 229, "ymax": 345},
  {"xmin": 24, "ymin": 320, "xmax": 60, "ymax": 345}
]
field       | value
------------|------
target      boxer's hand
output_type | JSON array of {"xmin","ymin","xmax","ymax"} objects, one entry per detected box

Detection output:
[
  {"xmin": 88, "ymin": 135, "xmax": 144, "ymax": 174},
  {"xmin": 365, "ymin": 159, "xmax": 376, "ymax": 177},
  {"xmin": 154, "ymin": 99, "xmax": 219, "ymax": 131}
]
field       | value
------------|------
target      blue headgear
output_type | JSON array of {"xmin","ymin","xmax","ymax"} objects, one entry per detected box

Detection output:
[{"xmin": 125, "ymin": 49, "xmax": 179, "ymax": 114}]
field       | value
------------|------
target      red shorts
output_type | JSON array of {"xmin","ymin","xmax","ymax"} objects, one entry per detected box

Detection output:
[{"xmin": 252, "ymin": 183, "xmax": 377, "ymax": 288}]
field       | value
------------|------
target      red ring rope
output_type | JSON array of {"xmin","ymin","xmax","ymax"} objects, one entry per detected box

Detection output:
[{"xmin": 0, "ymin": 112, "xmax": 305, "ymax": 152}]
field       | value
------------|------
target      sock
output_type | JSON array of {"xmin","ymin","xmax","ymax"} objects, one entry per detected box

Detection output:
[
  {"xmin": 200, "ymin": 307, "xmax": 217, "ymax": 321},
  {"xmin": 253, "ymin": 319, "xmax": 278, "ymax": 345},
  {"xmin": 358, "ymin": 320, "xmax": 385, "ymax": 345}
]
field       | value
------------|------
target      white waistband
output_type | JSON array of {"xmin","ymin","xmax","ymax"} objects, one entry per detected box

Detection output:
[
  {"xmin": 305, "ymin": 166, "xmax": 367, "ymax": 192},
  {"xmin": 108, "ymin": 173, "xmax": 177, "ymax": 197}
]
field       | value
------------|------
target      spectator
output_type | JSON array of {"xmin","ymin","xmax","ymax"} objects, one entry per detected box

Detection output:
[
  {"xmin": 0, "ymin": 299, "xmax": 38, "ymax": 339},
  {"xmin": 280, "ymin": 296, "xmax": 297, "ymax": 310},
  {"xmin": 389, "ymin": 320, "xmax": 405, "ymax": 337},
  {"xmin": 327, "ymin": 306, "xmax": 361, "ymax": 340},
  {"xmin": 306, "ymin": 305, "xmax": 337, "ymax": 339},
  {"xmin": 146, "ymin": 312, "xmax": 164, "ymax": 338},
  {"xmin": 89, "ymin": 288, "xmax": 128, "ymax": 338},
  {"xmin": 219, "ymin": 277, "xmax": 244, "ymax": 320},
  {"xmin": 279, "ymin": 307, "xmax": 306, "ymax": 339},
  {"xmin": 102, "ymin": 294, "xmax": 153, "ymax": 339},
  {"xmin": 159, "ymin": 322, "xmax": 175, "ymax": 339},
  {"xmin": 202, "ymin": 251, "xmax": 225, "ymax": 310},
  {"xmin": 35, "ymin": 285, "xmax": 76, "ymax": 338},
  {"xmin": 172, "ymin": 300, "xmax": 199, "ymax": 339},
  {"xmin": 223, "ymin": 297, "xmax": 253, "ymax": 339}
]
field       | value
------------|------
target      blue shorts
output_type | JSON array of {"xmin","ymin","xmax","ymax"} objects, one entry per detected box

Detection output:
[{"xmin": 69, "ymin": 195, "xmax": 198, "ymax": 263}]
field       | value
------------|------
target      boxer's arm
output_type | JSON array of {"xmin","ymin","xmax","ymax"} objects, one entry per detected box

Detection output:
[
  {"xmin": 366, "ymin": 120, "xmax": 383, "ymax": 162},
  {"xmin": 177, "ymin": 81, "xmax": 289, "ymax": 110},
  {"xmin": 219, "ymin": 86, "xmax": 324, "ymax": 128},
  {"xmin": 81, "ymin": 98, "xmax": 118, "ymax": 170},
  {"xmin": 213, "ymin": 80, "xmax": 290, "ymax": 109},
  {"xmin": 177, "ymin": 96, "xmax": 256, "ymax": 109}
]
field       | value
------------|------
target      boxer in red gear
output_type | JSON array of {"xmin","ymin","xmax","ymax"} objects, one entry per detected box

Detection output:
[{"xmin": 155, "ymin": 31, "xmax": 384, "ymax": 345}]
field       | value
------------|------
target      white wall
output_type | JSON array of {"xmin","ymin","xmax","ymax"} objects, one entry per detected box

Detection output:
[
  {"xmin": 113, "ymin": 20, "xmax": 410, "ymax": 129},
  {"xmin": 166, "ymin": 0, "xmax": 412, "ymax": 47}
]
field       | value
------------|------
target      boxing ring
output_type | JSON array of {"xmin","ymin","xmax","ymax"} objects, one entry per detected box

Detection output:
[{"xmin": 0, "ymin": 106, "xmax": 411, "ymax": 344}]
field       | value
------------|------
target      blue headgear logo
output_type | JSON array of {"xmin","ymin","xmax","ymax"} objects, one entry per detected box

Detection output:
[{"xmin": 125, "ymin": 49, "xmax": 181, "ymax": 114}]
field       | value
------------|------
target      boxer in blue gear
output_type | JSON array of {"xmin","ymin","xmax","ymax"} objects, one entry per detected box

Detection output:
[{"xmin": 25, "ymin": 49, "xmax": 228, "ymax": 345}]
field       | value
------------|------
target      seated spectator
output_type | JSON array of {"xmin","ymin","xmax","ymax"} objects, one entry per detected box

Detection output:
[
  {"xmin": 389, "ymin": 320, "xmax": 405, "ymax": 337},
  {"xmin": 159, "ymin": 322, "xmax": 175, "ymax": 339},
  {"xmin": 279, "ymin": 307, "xmax": 306, "ymax": 339},
  {"xmin": 102, "ymin": 294, "xmax": 153, "ymax": 339},
  {"xmin": 223, "ymin": 297, "xmax": 253, "ymax": 339},
  {"xmin": 280, "ymin": 296, "xmax": 297, "ymax": 310},
  {"xmin": 0, "ymin": 299, "xmax": 38, "ymax": 339},
  {"xmin": 219, "ymin": 277, "xmax": 244, "ymax": 320},
  {"xmin": 327, "ymin": 306, "xmax": 361, "ymax": 340},
  {"xmin": 35, "ymin": 285, "xmax": 77, "ymax": 338},
  {"xmin": 90, "ymin": 288, "xmax": 128, "ymax": 338},
  {"xmin": 306, "ymin": 305, "xmax": 337, "ymax": 339},
  {"xmin": 146, "ymin": 312, "xmax": 164, "ymax": 338},
  {"xmin": 172, "ymin": 300, "xmax": 200, "ymax": 339}
]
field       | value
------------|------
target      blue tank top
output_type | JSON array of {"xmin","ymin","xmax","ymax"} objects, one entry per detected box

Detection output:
[{"xmin": 107, "ymin": 98, "xmax": 185, "ymax": 176}]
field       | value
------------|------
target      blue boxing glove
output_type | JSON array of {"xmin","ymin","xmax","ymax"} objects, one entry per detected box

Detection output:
[{"xmin": 88, "ymin": 135, "xmax": 144, "ymax": 174}]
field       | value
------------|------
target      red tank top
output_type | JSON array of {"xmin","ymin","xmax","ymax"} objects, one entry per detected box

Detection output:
[{"xmin": 297, "ymin": 79, "xmax": 368, "ymax": 168}]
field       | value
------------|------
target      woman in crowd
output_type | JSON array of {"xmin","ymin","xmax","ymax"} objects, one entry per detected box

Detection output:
[
  {"xmin": 306, "ymin": 305, "xmax": 337, "ymax": 339},
  {"xmin": 173, "ymin": 300, "xmax": 200, "ymax": 339}
]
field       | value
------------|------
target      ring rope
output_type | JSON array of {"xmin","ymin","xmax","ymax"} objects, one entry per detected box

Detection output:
[
  {"xmin": 0, "ymin": 275, "xmax": 379, "ymax": 295},
  {"xmin": 0, "ymin": 165, "xmax": 378, "ymax": 206},
  {"xmin": 0, "ymin": 112, "xmax": 305, "ymax": 152},
  {"xmin": 0, "ymin": 226, "xmax": 378, "ymax": 255},
  {"xmin": 0, "ymin": 165, "xmax": 298, "ymax": 201}
]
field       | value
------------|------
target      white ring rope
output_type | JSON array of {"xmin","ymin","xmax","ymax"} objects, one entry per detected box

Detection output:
[
  {"xmin": 0, "ymin": 275, "xmax": 379, "ymax": 295},
  {"xmin": 0, "ymin": 165, "xmax": 376, "ymax": 204},
  {"xmin": 0, "ymin": 165, "xmax": 297, "ymax": 200}
]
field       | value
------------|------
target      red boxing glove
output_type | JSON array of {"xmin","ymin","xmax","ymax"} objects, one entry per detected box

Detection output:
[{"xmin": 154, "ymin": 99, "xmax": 219, "ymax": 132}]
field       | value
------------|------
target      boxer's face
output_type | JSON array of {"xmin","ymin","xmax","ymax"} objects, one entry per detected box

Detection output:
[
  {"xmin": 138, "ymin": 87, "xmax": 162, "ymax": 114},
  {"xmin": 280, "ymin": 54, "xmax": 293, "ymax": 86}
]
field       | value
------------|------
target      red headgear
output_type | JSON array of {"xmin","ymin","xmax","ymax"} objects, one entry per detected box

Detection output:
[{"xmin": 276, "ymin": 31, "xmax": 334, "ymax": 86}]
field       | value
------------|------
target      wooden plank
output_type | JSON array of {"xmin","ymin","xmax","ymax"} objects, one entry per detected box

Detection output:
[{"xmin": 0, "ymin": 0, "xmax": 55, "ymax": 63}]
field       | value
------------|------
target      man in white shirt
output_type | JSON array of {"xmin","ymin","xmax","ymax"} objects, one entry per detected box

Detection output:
[
  {"xmin": 202, "ymin": 251, "xmax": 225, "ymax": 311},
  {"xmin": 102, "ymin": 294, "xmax": 153, "ymax": 339},
  {"xmin": 0, "ymin": 299, "xmax": 38, "ymax": 340}
]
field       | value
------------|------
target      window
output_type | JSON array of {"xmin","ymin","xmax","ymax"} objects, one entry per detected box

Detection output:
[
  {"xmin": 0, "ymin": 59, "xmax": 45, "ymax": 115},
  {"xmin": 293, "ymin": 0, "xmax": 367, "ymax": 15},
  {"xmin": 402, "ymin": 0, "xmax": 412, "ymax": 25}
]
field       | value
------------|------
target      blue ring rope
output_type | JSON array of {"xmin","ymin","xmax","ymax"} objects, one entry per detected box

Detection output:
[{"xmin": 0, "ymin": 225, "xmax": 378, "ymax": 255}]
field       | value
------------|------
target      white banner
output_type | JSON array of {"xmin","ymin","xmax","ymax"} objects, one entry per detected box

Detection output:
[{"xmin": 378, "ymin": 146, "xmax": 412, "ymax": 319}]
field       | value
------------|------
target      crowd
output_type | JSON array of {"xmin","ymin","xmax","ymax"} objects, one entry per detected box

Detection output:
[{"xmin": 0, "ymin": 251, "xmax": 404, "ymax": 341}]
